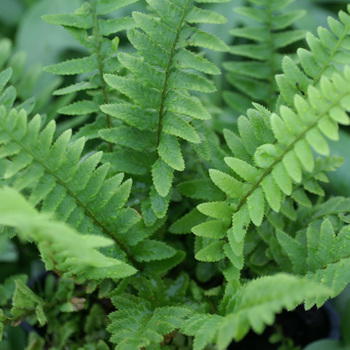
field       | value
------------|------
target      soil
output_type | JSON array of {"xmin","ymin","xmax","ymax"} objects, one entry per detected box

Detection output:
[{"xmin": 228, "ymin": 304, "xmax": 337, "ymax": 349}]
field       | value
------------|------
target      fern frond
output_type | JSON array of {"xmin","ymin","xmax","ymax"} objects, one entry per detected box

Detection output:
[
  {"xmin": 181, "ymin": 274, "xmax": 330, "ymax": 350},
  {"xmin": 277, "ymin": 215, "xmax": 350, "ymax": 307},
  {"xmin": 277, "ymin": 4, "xmax": 350, "ymax": 108},
  {"xmin": 108, "ymin": 294, "xmax": 190, "ymax": 349},
  {"xmin": 101, "ymin": 0, "xmax": 228, "ymax": 221},
  {"xmin": 224, "ymin": 0, "xmax": 305, "ymax": 112},
  {"xmin": 193, "ymin": 67, "xmax": 350, "ymax": 282},
  {"xmin": 43, "ymin": 0, "xmax": 138, "ymax": 133},
  {"xmin": 0, "ymin": 105, "xmax": 143, "ymax": 265},
  {"xmin": 0, "ymin": 187, "xmax": 137, "ymax": 282}
]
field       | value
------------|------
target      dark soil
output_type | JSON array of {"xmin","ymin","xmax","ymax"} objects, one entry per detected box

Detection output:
[{"xmin": 228, "ymin": 305, "xmax": 336, "ymax": 349}]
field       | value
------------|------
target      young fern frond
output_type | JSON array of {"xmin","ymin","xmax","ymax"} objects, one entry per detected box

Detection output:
[
  {"xmin": 277, "ymin": 4, "xmax": 350, "ymax": 108},
  {"xmin": 0, "ymin": 104, "xmax": 145, "ymax": 265},
  {"xmin": 43, "ymin": 0, "xmax": 138, "ymax": 131},
  {"xmin": 193, "ymin": 67, "xmax": 350, "ymax": 283},
  {"xmin": 0, "ymin": 187, "xmax": 137, "ymax": 282},
  {"xmin": 101, "ymin": 0, "xmax": 228, "ymax": 223},
  {"xmin": 224, "ymin": 0, "xmax": 305, "ymax": 112},
  {"xmin": 108, "ymin": 294, "xmax": 190, "ymax": 350}
]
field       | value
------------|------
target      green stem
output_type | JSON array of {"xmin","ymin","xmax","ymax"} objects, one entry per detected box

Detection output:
[
  {"xmin": 90, "ymin": 0, "xmax": 113, "ymax": 152},
  {"xmin": 156, "ymin": 0, "xmax": 192, "ymax": 146}
]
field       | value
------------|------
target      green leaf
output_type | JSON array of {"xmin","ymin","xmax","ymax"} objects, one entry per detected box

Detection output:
[
  {"xmin": 186, "ymin": 6, "xmax": 227, "ymax": 24},
  {"xmin": 216, "ymin": 274, "xmax": 330, "ymax": 349},
  {"xmin": 225, "ymin": 157, "xmax": 260, "ymax": 182},
  {"xmin": 42, "ymin": 13, "xmax": 93, "ymax": 29},
  {"xmin": 59, "ymin": 100, "xmax": 99, "ymax": 115},
  {"xmin": 158, "ymin": 133, "xmax": 185, "ymax": 171},
  {"xmin": 247, "ymin": 187, "xmax": 265, "ymax": 226},
  {"xmin": 0, "ymin": 68, "xmax": 12, "ymax": 94},
  {"xmin": 197, "ymin": 201, "xmax": 233, "ymax": 220},
  {"xmin": 271, "ymin": 162, "xmax": 292, "ymax": 195},
  {"xmin": 192, "ymin": 220, "xmax": 227, "ymax": 239},
  {"xmin": 152, "ymin": 158, "xmax": 174, "ymax": 197},
  {"xmin": 162, "ymin": 113, "xmax": 200, "ymax": 143},
  {"xmin": 44, "ymin": 54, "xmax": 98, "ymax": 75},
  {"xmin": 95, "ymin": 0, "xmax": 138, "ymax": 15},
  {"xmin": 209, "ymin": 169, "xmax": 243, "ymax": 198},
  {"xmin": 174, "ymin": 49, "xmax": 221, "ymax": 75},
  {"xmin": 100, "ymin": 103, "xmax": 158, "ymax": 131},
  {"xmin": 99, "ymin": 126, "xmax": 155, "ymax": 152},
  {"xmin": 130, "ymin": 239, "xmax": 176, "ymax": 262},
  {"xmin": 195, "ymin": 241, "xmax": 225, "ymax": 262}
]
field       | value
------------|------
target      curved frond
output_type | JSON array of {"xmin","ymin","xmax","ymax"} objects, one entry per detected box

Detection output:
[
  {"xmin": 0, "ymin": 187, "xmax": 137, "ymax": 282},
  {"xmin": 193, "ymin": 67, "xmax": 350, "ymax": 282},
  {"xmin": 181, "ymin": 274, "xmax": 330, "ymax": 350}
]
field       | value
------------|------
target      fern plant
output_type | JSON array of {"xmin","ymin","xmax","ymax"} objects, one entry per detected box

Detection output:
[{"xmin": 1, "ymin": 0, "xmax": 350, "ymax": 349}]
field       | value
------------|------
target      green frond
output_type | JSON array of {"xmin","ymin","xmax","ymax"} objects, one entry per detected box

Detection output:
[
  {"xmin": 224, "ymin": 0, "xmax": 305, "ymax": 111},
  {"xmin": 0, "ymin": 105, "xmax": 146, "ymax": 266},
  {"xmin": 108, "ymin": 294, "xmax": 190, "ymax": 349},
  {"xmin": 0, "ymin": 187, "xmax": 137, "ymax": 282},
  {"xmin": 11, "ymin": 279, "xmax": 46, "ymax": 326},
  {"xmin": 102, "ymin": 0, "xmax": 228, "ymax": 221},
  {"xmin": 277, "ymin": 4, "xmax": 350, "ymax": 107},
  {"xmin": 43, "ymin": 0, "xmax": 138, "ymax": 133},
  {"xmin": 216, "ymin": 274, "xmax": 330, "ymax": 349},
  {"xmin": 276, "ymin": 214, "xmax": 350, "ymax": 307},
  {"xmin": 181, "ymin": 274, "xmax": 330, "ymax": 350},
  {"xmin": 193, "ymin": 67, "xmax": 350, "ymax": 280}
]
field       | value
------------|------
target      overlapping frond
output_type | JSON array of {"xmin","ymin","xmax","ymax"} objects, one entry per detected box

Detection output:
[
  {"xmin": 192, "ymin": 67, "xmax": 350, "ymax": 283},
  {"xmin": 108, "ymin": 294, "xmax": 190, "ymax": 349},
  {"xmin": 0, "ymin": 187, "xmax": 136, "ymax": 282},
  {"xmin": 43, "ymin": 0, "xmax": 138, "ymax": 130},
  {"xmin": 224, "ymin": 0, "xmax": 305, "ymax": 112},
  {"xmin": 181, "ymin": 274, "xmax": 330, "ymax": 350},
  {"xmin": 277, "ymin": 4, "xmax": 350, "ymax": 108},
  {"xmin": 0, "ymin": 104, "xmax": 145, "ymax": 264},
  {"xmin": 99, "ymin": 0, "xmax": 228, "ymax": 224},
  {"xmin": 277, "ymin": 213, "xmax": 350, "ymax": 307}
]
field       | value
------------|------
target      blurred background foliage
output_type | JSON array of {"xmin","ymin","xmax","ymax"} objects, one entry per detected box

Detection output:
[{"xmin": 0, "ymin": 0, "xmax": 349, "ymax": 348}]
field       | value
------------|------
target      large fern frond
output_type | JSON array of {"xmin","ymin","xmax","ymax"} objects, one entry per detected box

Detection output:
[
  {"xmin": 192, "ymin": 67, "xmax": 350, "ymax": 284},
  {"xmin": 101, "ymin": 0, "xmax": 229, "ymax": 223},
  {"xmin": 0, "ymin": 104, "xmax": 146, "ymax": 265}
]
